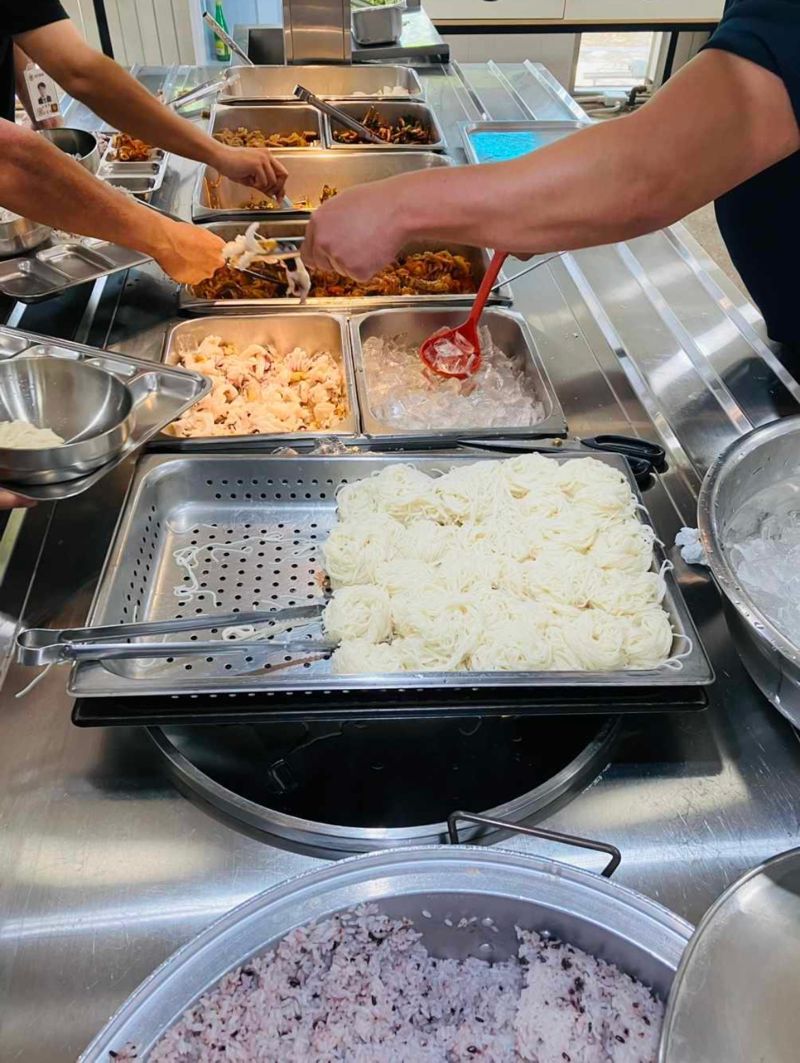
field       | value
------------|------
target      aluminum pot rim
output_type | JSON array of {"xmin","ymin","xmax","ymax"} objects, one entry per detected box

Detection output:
[
  {"xmin": 658, "ymin": 844, "xmax": 800, "ymax": 1062},
  {"xmin": 697, "ymin": 414, "xmax": 800, "ymax": 669},
  {"xmin": 80, "ymin": 844, "xmax": 693, "ymax": 1062}
]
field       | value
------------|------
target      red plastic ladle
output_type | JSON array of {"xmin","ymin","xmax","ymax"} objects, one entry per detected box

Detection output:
[{"xmin": 419, "ymin": 251, "xmax": 508, "ymax": 379}]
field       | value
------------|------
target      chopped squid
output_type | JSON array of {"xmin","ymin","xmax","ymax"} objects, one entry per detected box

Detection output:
[{"xmin": 222, "ymin": 222, "xmax": 310, "ymax": 302}]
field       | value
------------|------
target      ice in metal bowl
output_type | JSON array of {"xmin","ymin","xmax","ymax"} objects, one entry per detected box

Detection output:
[
  {"xmin": 38, "ymin": 127, "xmax": 100, "ymax": 174},
  {"xmin": 0, "ymin": 356, "xmax": 133, "ymax": 485}
]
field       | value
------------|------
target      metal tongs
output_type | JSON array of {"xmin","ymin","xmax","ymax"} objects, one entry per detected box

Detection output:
[
  {"xmin": 166, "ymin": 13, "xmax": 254, "ymax": 112},
  {"xmin": 17, "ymin": 606, "xmax": 335, "ymax": 668},
  {"xmin": 293, "ymin": 84, "xmax": 386, "ymax": 145}
]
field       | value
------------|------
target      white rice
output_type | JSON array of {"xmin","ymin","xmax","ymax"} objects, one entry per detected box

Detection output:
[{"xmin": 112, "ymin": 905, "xmax": 663, "ymax": 1062}]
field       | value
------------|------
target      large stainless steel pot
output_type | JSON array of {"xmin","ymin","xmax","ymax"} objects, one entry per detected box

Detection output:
[
  {"xmin": 698, "ymin": 415, "xmax": 800, "ymax": 726},
  {"xmin": 81, "ymin": 817, "xmax": 692, "ymax": 1061}
]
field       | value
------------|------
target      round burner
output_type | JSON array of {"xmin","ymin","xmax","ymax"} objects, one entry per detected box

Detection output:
[{"xmin": 151, "ymin": 715, "xmax": 619, "ymax": 857}]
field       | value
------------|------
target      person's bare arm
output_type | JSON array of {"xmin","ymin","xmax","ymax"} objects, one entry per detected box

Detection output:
[
  {"xmin": 303, "ymin": 49, "xmax": 800, "ymax": 280},
  {"xmin": 0, "ymin": 119, "xmax": 224, "ymax": 284},
  {"xmin": 15, "ymin": 20, "xmax": 287, "ymax": 195}
]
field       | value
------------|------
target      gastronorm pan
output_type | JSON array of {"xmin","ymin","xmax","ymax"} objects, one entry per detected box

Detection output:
[
  {"xmin": 0, "ymin": 237, "xmax": 150, "ymax": 303},
  {"xmin": 181, "ymin": 220, "xmax": 511, "ymax": 312},
  {"xmin": 159, "ymin": 313, "xmax": 360, "ymax": 446},
  {"xmin": 218, "ymin": 63, "xmax": 423, "ymax": 104},
  {"xmin": 81, "ymin": 835, "xmax": 692, "ymax": 1062},
  {"xmin": 193, "ymin": 150, "xmax": 453, "ymax": 221},
  {"xmin": 325, "ymin": 100, "xmax": 446, "ymax": 151},
  {"xmin": 0, "ymin": 326, "xmax": 208, "ymax": 503},
  {"xmin": 67, "ymin": 451, "xmax": 713, "ymax": 700},
  {"xmin": 461, "ymin": 120, "xmax": 587, "ymax": 166},
  {"xmin": 209, "ymin": 103, "xmax": 323, "ymax": 148},
  {"xmin": 350, "ymin": 307, "xmax": 566, "ymax": 442}
]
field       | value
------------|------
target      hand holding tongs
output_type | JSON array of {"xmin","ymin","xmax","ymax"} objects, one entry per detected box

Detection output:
[
  {"xmin": 293, "ymin": 84, "xmax": 386, "ymax": 145},
  {"xmin": 17, "ymin": 605, "xmax": 335, "ymax": 667}
]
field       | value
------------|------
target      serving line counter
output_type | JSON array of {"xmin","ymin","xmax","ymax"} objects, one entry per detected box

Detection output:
[{"xmin": 2, "ymin": 61, "xmax": 800, "ymax": 1061}]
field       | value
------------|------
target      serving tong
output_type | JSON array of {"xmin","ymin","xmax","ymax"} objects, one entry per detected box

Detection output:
[
  {"xmin": 17, "ymin": 605, "xmax": 335, "ymax": 668},
  {"xmin": 293, "ymin": 84, "xmax": 385, "ymax": 145}
]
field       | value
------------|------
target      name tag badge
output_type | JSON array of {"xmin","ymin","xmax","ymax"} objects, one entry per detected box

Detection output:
[{"xmin": 23, "ymin": 67, "xmax": 62, "ymax": 122}]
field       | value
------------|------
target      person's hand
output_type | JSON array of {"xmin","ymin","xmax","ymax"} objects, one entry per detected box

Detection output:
[
  {"xmin": 213, "ymin": 144, "xmax": 288, "ymax": 198},
  {"xmin": 0, "ymin": 489, "xmax": 35, "ymax": 510},
  {"xmin": 302, "ymin": 183, "xmax": 406, "ymax": 281},
  {"xmin": 150, "ymin": 221, "xmax": 226, "ymax": 284}
]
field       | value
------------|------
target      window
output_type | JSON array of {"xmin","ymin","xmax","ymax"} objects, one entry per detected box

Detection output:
[{"xmin": 575, "ymin": 31, "xmax": 661, "ymax": 91}]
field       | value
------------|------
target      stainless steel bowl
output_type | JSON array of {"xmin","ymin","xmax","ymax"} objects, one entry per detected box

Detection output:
[
  {"xmin": 0, "ymin": 356, "xmax": 133, "ymax": 485},
  {"xmin": 0, "ymin": 211, "xmax": 51, "ymax": 258},
  {"xmin": 698, "ymin": 415, "xmax": 800, "ymax": 726},
  {"xmin": 38, "ymin": 127, "xmax": 100, "ymax": 173},
  {"xmin": 80, "ymin": 844, "xmax": 692, "ymax": 1061}
]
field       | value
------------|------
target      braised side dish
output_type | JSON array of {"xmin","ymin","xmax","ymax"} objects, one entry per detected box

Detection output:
[
  {"xmin": 213, "ymin": 127, "xmax": 319, "ymax": 148},
  {"xmin": 332, "ymin": 107, "xmax": 433, "ymax": 145},
  {"xmin": 246, "ymin": 185, "xmax": 339, "ymax": 211},
  {"xmin": 111, "ymin": 133, "xmax": 153, "ymax": 161},
  {"xmin": 191, "ymin": 250, "xmax": 476, "ymax": 301}
]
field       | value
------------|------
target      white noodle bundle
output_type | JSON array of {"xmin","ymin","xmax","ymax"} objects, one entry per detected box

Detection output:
[
  {"xmin": 500, "ymin": 452, "xmax": 562, "ymax": 497},
  {"xmin": 322, "ymin": 585, "xmax": 392, "ymax": 644},
  {"xmin": 331, "ymin": 638, "xmax": 404, "ymax": 674},
  {"xmin": 433, "ymin": 461, "xmax": 512, "ymax": 524},
  {"xmin": 322, "ymin": 514, "xmax": 404, "ymax": 587},
  {"xmin": 622, "ymin": 605, "xmax": 675, "ymax": 668},
  {"xmin": 589, "ymin": 568, "xmax": 665, "ymax": 616},
  {"xmin": 518, "ymin": 550, "xmax": 600, "ymax": 609},
  {"xmin": 396, "ymin": 519, "xmax": 454, "ymax": 564},
  {"xmin": 590, "ymin": 521, "xmax": 656, "ymax": 573},
  {"xmin": 372, "ymin": 558, "xmax": 434, "ymax": 597},
  {"xmin": 371, "ymin": 464, "xmax": 442, "ymax": 524}
]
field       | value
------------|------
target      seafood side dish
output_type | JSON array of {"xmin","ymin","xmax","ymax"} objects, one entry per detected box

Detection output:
[
  {"xmin": 109, "ymin": 132, "xmax": 154, "ymax": 161},
  {"xmin": 331, "ymin": 105, "xmax": 434, "ymax": 145},
  {"xmin": 191, "ymin": 249, "xmax": 476, "ymax": 301},
  {"xmin": 165, "ymin": 334, "xmax": 347, "ymax": 437},
  {"xmin": 322, "ymin": 455, "xmax": 677, "ymax": 674},
  {"xmin": 115, "ymin": 904, "xmax": 664, "ymax": 1062}
]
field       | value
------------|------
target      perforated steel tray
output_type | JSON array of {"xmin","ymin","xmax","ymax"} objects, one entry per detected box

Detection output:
[
  {"xmin": 69, "ymin": 452, "xmax": 713, "ymax": 700},
  {"xmin": 96, "ymin": 132, "xmax": 170, "ymax": 200},
  {"xmin": 0, "ymin": 326, "xmax": 208, "ymax": 503}
]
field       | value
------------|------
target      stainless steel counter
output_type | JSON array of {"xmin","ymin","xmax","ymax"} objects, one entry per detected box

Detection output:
[{"xmin": 2, "ymin": 63, "xmax": 800, "ymax": 1062}]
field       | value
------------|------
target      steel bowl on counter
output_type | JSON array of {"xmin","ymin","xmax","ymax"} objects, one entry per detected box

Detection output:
[
  {"xmin": 698, "ymin": 415, "xmax": 800, "ymax": 727},
  {"xmin": 81, "ymin": 821, "xmax": 693, "ymax": 1062},
  {"xmin": 0, "ymin": 355, "xmax": 133, "ymax": 484},
  {"xmin": 0, "ymin": 210, "xmax": 51, "ymax": 258},
  {"xmin": 38, "ymin": 127, "xmax": 100, "ymax": 173}
]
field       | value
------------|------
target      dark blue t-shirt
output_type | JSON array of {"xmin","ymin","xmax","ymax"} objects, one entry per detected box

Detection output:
[{"xmin": 704, "ymin": 0, "xmax": 800, "ymax": 342}]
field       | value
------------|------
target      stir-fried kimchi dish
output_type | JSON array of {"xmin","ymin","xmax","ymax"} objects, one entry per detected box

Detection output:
[
  {"xmin": 166, "ymin": 336, "xmax": 347, "ymax": 437},
  {"xmin": 110, "ymin": 133, "xmax": 154, "ymax": 161},
  {"xmin": 191, "ymin": 250, "xmax": 477, "ymax": 301},
  {"xmin": 332, "ymin": 107, "xmax": 434, "ymax": 145},
  {"xmin": 213, "ymin": 127, "xmax": 319, "ymax": 148}
]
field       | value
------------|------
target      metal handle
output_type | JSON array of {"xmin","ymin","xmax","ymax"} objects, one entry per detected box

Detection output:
[
  {"xmin": 491, "ymin": 253, "xmax": 563, "ymax": 293},
  {"xmin": 17, "ymin": 604, "xmax": 324, "ymax": 666},
  {"xmin": 293, "ymin": 85, "xmax": 385, "ymax": 145},
  {"xmin": 166, "ymin": 77, "xmax": 224, "ymax": 112},
  {"xmin": 203, "ymin": 12, "xmax": 254, "ymax": 66},
  {"xmin": 446, "ymin": 811, "xmax": 622, "ymax": 878},
  {"xmin": 58, "ymin": 635, "xmax": 334, "ymax": 663}
]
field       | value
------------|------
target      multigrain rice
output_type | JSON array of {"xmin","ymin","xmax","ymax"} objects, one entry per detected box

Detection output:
[{"xmin": 114, "ymin": 905, "xmax": 663, "ymax": 1062}]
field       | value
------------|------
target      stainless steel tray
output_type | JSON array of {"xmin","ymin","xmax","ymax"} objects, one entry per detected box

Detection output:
[
  {"xmin": 96, "ymin": 133, "xmax": 169, "ymax": 200},
  {"xmin": 70, "ymin": 452, "xmax": 713, "ymax": 698},
  {"xmin": 325, "ymin": 100, "xmax": 446, "ymax": 151},
  {"xmin": 350, "ymin": 307, "xmax": 566, "ymax": 442},
  {"xmin": 159, "ymin": 313, "xmax": 360, "ymax": 445},
  {"xmin": 0, "ymin": 237, "xmax": 150, "ymax": 304},
  {"xmin": 193, "ymin": 150, "xmax": 453, "ymax": 221},
  {"xmin": 0, "ymin": 326, "xmax": 208, "ymax": 503},
  {"xmin": 461, "ymin": 120, "xmax": 586, "ymax": 166},
  {"xmin": 209, "ymin": 103, "xmax": 323, "ymax": 149},
  {"xmin": 218, "ymin": 63, "xmax": 424, "ymax": 104},
  {"xmin": 181, "ymin": 220, "xmax": 511, "ymax": 312}
]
